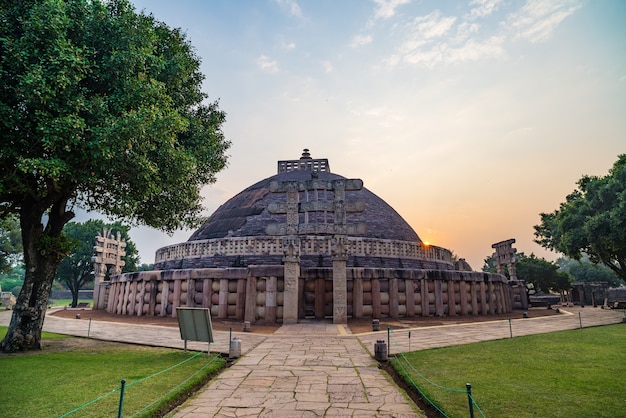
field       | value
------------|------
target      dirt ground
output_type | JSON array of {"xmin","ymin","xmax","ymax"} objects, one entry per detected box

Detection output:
[{"xmin": 50, "ymin": 307, "xmax": 560, "ymax": 335}]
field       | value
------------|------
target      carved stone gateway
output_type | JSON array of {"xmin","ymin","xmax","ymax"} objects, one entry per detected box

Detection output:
[
  {"xmin": 267, "ymin": 175, "xmax": 366, "ymax": 324},
  {"xmin": 92, "ymin": 228, "xmax": 126, "ymax": 309},
  {"xmin": 491, "ymin": 239, "xmax": 517, "ymax": 281}
]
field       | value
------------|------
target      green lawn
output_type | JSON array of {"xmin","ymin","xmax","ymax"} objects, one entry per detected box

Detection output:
[
  {"xmin": 48, "ymin": 298, "xmax": 93, "ymax": 307},
  {"xmin": 391, "ymin": 324, "xmax": 626, "ymax": 418},
  {"xmin": 0, "ymin": 326, "xmax": 225, "ymax": 418}
]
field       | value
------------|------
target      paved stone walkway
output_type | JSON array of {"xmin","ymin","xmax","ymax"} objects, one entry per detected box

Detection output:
[{"xmin": 1, "ymin": 306, "xmax": 623, "ymax": 417}]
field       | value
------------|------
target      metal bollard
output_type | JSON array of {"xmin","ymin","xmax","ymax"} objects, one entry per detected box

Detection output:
[
  {"xmin": 372, "ymin": 319, "xmax": 380, "ymax": 331},
  {"xmin": 229, "ymin": 337, "xmax": 241, "ymax": 359},
  {"xmin": 374, "ymin": 340, "xmax": 388, "ymax": 362}
]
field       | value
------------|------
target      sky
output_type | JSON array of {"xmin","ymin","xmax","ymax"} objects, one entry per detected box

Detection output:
[{"xmin": 96, "ymin": 0, "xmax": 625, "ymax": 270}]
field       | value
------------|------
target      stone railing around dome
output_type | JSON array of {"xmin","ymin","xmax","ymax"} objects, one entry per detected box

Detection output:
[
  {"xmin": 154, "ymin": 236, "xmax": 454, "ymax": 268},
  {"xmin": 97, "ymin": 267, "xmax": 527, "ymax": 322}
]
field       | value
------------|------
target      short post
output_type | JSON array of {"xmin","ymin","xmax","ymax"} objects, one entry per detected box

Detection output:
[
  {"xmin": 374, "ymin": 340, "xmax": 388, "ymax": 361},
  {"xmin": 509, "ymin": 318, "xmax": 513, "ymax": 338},
  {"xmin": 387, "ymin": 327, "xmax": 391, "ymax": 357},
  {"xmin": 229, "ymin": 337, "xmax": 241, "ymax": 359},
  {"xmin": 372, "ymin": 319, "xmax": 380, "ymax": 331},
  {"xmin": 466, "ymin": 383, "xmax": 475, "ymax": 418},
  {"xmin": 117, "ymin": 379, "xmax": 126, "ymax": 418},
  {"xmin": 578, "ymin": 312, "xmax": 583, "ymax": 329},
  {"xmin": 408, "ymin": 331, "xmax": 411, "ymax": 352},
  {"xmin": 88, "ymin": 318, "xmax": 92, "ymax": 338}
]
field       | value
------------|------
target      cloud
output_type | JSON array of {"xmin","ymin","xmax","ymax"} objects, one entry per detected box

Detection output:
[
  {"xmin": 507, "ymin": 0, "xmax": 582, "ymax": 43},
  {"xmin": 397, "ymin": 11, "xmax": 456, "ymax": 55},
  {"xmin": 257, "ymin": 55, "xmax": 280, "ymax": 73},
  {"xmin": 322, "ymin": 60, "xmax": 334, "ymax": 73},
  {"xmin": 468, "ymin": 0, "xmax": 502, "ymax": 19},
  {"xmin": 349, "ymin": 34, "xmax": 374, "ymax": 48},
  {"xmin": 275, "ymin": 0, "xmax": 303, "ymax": 18},
  {"xmin": 373, "ymin": 0, "xmax": 412, "ymax": 20}
]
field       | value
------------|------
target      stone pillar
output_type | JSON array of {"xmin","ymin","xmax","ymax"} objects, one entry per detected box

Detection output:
[
  {"xmin": 332, "ymin": 236, "xmax": 348, "ymax": 324},
  {"xmin": 160, "ymin": 281, "xmax": 169, "ymax": 317},
  {"xmin": 479, "ymin": 282, "xmax": 487, "ymax": 315},
  {"xmin": 389, "ymin": 277, "xmax": 399, "ymax": 318},
  {"xmin": 487, "ymin": 281, "xmax": 496, "ymax": 315},
  {"xmin": 470, "ymin": 281, "xmax": 478, "ymax": 315},
  {"xmin": 421, "ymin": 278, "xmax": 429, "ymax": 317},
  {"xmin": 447, "ymin": 280, "xmax": 456, "ymax": 316},
  {"xmin": 218, "ymin": 278, "xmax": 228, "ymax": 319},
  {"xmin": 372, "ymin": 277, "xmax": 381, "ymax": 319},
  {"xmin": 236, "ymin": 278, "xmax": 246, "ymax": 320},
  {"xmin": 434, "ymin": 280, "xmax": 444, "ymax": 316},
  {"xmin": 282, "ymin": 237, "xmax": 300, "ymax": 324},
  {"xmin": 187, "ymin": 278, "xmax": 196, "ymax": 308},
  {"xmin": 266, "ymin": 276, "xmax": 277, "ymax": 323},
  {"xmin": 244, "ymin": 275, "xmax": 257, "ymax": 323},
  {"xmin": 459, "ymin": 280, "xmax": 468, "ymax": 315},
  {"xmin": 202, "ymin": 278, "xmax": 212, "ymax": 309},
  {"xmin": 315, "ymin": 276, "xmax": 325, "ymax": 319},
  {"xmin": 353, "ymin": 271, "xmax": 363, "ymax": 318},
  {"xmin": 136, "ymin": 281, "xmax": 145, "ymax": 316},
  {"xmin": 172, "ymin": 279, "xmax": 182, "ymax": 318},
  {"xmin": 405, "ymin": 279, "xmax": 415, "ymax": 317}
]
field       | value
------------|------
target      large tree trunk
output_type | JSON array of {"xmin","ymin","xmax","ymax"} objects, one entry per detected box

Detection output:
[{"xmin": 0, "ymin": 199, "xmax": 73, "ymax": 353}]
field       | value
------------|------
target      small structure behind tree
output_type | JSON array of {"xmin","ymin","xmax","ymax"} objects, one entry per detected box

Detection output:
[{"xmin": 92, "ymin": 228, "xmax": 126, "ymax": 309}]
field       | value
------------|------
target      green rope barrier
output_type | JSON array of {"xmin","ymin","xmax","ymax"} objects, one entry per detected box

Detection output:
[
  {"xmin": 388, "ymin": 328, "xmax": 488, "ymax": 417},
  {"xmin": 58, "ymin": 350, "xmax": 211, "ymax": 417},
  {"xmin": 125, "ymin": 350, "xmax": 204, "ymax": 388},
  {"xmin": 58, "ymin": 386, "xmax": 121, "ymax": 417},
  {"xmin": 130, "ymin": 354, "xmax": 222, "ymax": 417}
]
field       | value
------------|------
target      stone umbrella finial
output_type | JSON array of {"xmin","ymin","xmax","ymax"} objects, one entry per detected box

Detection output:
[{"xmin": 301, "ymin": 149, "xmax": 311, "ymax": 159}]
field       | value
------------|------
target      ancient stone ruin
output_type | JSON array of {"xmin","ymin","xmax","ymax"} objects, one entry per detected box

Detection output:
[{"xmin": 94, "ymin": 150, "xmax": 527, "ymax": 323}]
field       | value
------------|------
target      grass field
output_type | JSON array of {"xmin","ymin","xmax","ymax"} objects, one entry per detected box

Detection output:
[
  {"xmin": 48, "ymin": 298, "xmax": 93, "ymax": 307},
  {"xmin": 391, "ymin": 324, "xmax": 626, "ymax": 417},
  {"xmin": 0, "ymin": 326, "xmax": 225, "ymax": 418}
]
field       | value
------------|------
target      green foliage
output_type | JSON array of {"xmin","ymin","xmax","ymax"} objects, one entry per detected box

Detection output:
[
  {"xmin": 0, "ymin": 263, "xmax": 24, "ymax": 296},
  {"xmin": 0, "ymin": 215, "xmax": 22, "ymax": 274},
  {"xmin": 0, "ymin": 0, "xmax": 229, "ymax": 350},
  {"xmin": 137, "ymin": 263, "xmax": 154, "ymax": 271},
  {"xmin": 516, "ymin": 254, "xmax": 571, "ymax": 293},
  {"xmin": 535, "ymin": 155, "xmax": 626, "ymax": 280},
  {"xmin": 56, "ymin": 219, "xmax": 138, "ymax": 306},
  {"xmin": 392, "ymin": 324, "xmax": 626, "ymax": 418},
  {"xmin": 483, "ymin": 253, "xmax": 571, "ymax": 293},
  {"xmin": 557, "ymin": 256, "xmax": 625, "ymax": 287},
  {"xmin": 0, "ymin": 326, "xmax": 226, "ymax": 417}
]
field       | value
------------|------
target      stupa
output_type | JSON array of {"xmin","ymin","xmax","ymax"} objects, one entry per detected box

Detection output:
[{"xmin": 97, "ymin": 150, "xmax": 527, "ymax": 324}]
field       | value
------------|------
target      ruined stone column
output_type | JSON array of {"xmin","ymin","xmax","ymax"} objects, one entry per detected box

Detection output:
[
  {"xmin": 282, "ymin": 237, "xmax": 300, "ymax": 324},
  {"xmin": 332, "ymin": 235, "xmax": 348, "ymax": 324},
  {"xmin": 244, "ymin": 275, "xmax": 257, "ymax": 323},
  {"xmin": 353, "ymin": 270, "xmax": 364, "ymax": 318},
  {"xmin": 266, "ymin": 276, "xmax": 277, "ymax": 322}
]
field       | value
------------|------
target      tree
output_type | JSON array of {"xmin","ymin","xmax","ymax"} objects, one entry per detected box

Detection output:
[
  {"xmin": 556, "ymin": 256, "xmax": 625, "ymax": 288},
  {"xmin": 56, "ymin": 220, "xmax": 138, "ymax": 307},
  {"xmin": 534, "ymin": 155, "xmax": 626, "ymax": 281},
  {"xmin": 0, "ymin": 0, "xmax": 229, "ymax": 352},
  {"xmin": 483, "ymin": 253, "xmax": 571, "ymax": 294},
  {"xmin": 516, "ymin": 254, "xmax": 571, "ymax": 294},
  {"xmin": 0, "ymin": 214, "xmax": 23, "ymax": 274}
]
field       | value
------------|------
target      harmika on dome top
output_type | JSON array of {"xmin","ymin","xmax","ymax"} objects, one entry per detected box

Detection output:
[{"xmin": 153, "ymin": 150, "xmax": 455, "ymax": 271}]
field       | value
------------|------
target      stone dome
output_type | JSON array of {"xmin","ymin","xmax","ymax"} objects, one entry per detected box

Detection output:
[
  {"xmin": 154, "ymin": 150, "xmax": 453, "ymax": 270},
  {"xmin": 189, "ymin": 158, "xmax": 421, "ymax": 244}
]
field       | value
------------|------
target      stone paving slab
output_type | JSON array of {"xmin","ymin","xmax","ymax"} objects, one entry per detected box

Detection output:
[{"xmin": 357, "ymin": 307, "xmax": 625, "ymax": 356}]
